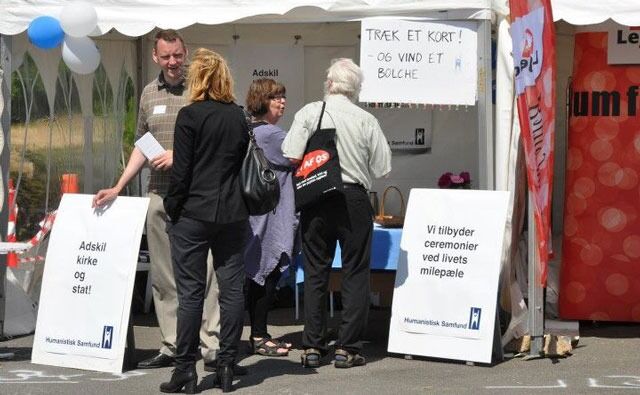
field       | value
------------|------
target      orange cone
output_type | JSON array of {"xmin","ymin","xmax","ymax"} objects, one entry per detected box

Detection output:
[{"xmin": 61, "ymin": 173, "xmax": 79, "ymax": 194}]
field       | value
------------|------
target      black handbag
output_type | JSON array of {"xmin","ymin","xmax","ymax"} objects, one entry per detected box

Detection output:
[
  {"xmin": 293, "ymin": 102, "xmax": 343, "ymax": 211},
  {"xmin": 240, "ymin": 121, "xmax": 280, "ymax": 215}
]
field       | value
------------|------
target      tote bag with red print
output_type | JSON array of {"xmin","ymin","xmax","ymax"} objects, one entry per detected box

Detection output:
[{"xmin": 293, "ymin": 102, "xmax": 343, "ymax": 211}]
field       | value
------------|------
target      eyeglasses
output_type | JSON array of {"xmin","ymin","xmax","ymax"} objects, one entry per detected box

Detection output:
[{"xmin": 269, "ymin": 95, "xmax": 286, "ymax": 100}]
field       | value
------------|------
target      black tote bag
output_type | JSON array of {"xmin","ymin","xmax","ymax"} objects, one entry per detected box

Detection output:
[
  {"xmin": 293, "ymin": 102, "xmax": 343, "ymax": 211},
  {"xmin": 240, "ymin": 121, "xmax": 280, "ymax": 215}
]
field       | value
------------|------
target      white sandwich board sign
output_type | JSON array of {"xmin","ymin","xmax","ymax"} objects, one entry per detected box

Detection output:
[
  {"xmin": 388, "ymin": 189, "xmax": 508, "ymax": 363},
  {"xmin": 32, "ymin": 194, "xmax": 149, "ymax": 373}
]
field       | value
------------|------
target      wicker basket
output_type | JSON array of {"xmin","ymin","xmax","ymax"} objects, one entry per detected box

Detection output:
[{"xmin": 374, "ymin": 186, "xmax": 405, "ymax": 228}]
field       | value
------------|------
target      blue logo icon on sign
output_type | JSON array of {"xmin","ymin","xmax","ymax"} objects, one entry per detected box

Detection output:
[
  {"xmin": 102, "ymin": 326, "xmax": 113, "ymax": 349},
  {"xmin": 468, "ymin": 307, "xmax": 482, "ymax": 330}
]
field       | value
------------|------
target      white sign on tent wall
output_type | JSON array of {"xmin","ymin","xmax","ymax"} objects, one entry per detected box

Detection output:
[
  {"xmin": 359, "ymin": 18, "xmax": 478, "ymax": 105},
  {"xmin": 32, "ymin": 194, "xmax": 149, "ymax": 373},
  {"xmin": 608, "ymin": 27, "xmax": 640, "ymax": 64},
  {"xmin": 367, "ymin": 107, "xmax": 432, "ymax": 151},
  {"xmin": 388, "ymin": 189, "xmax": 508, "ymax": 363},
  {"xmin": 230, "ymin": 43, "xmax": 304, "ymax": 130}
]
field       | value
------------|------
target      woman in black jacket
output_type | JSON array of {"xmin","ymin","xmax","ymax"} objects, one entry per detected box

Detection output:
[{"xmin": 161, "ymin": 48, "xmax": 249, "ymax": 393}]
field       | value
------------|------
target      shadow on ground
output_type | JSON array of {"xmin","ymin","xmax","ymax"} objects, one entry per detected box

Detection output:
[
  {"xmin": 0, "ymin": 346, "xmax": 32, "ymax": 362},
  {"xmin": 578, "ymin": 321, "xmax": 640, "ymax": 339},
  {"xmin": 198, "ymin": 358, "xmax": 318, "ymax": 392}
]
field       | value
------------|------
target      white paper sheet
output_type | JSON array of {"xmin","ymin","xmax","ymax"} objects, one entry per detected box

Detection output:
[{"xmin": 134, "ymin": 132, "xmax": 166, "ymax": 160}]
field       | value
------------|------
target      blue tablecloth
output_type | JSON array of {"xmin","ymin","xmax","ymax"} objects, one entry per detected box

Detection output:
[{"xmin": 295, "ymin": 224, "xmax": 402, "ymax": 284}]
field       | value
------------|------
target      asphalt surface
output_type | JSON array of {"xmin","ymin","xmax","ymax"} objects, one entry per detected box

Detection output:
[{"xmin": 1, "ymin": 307, "xmax": 640, "ymax": 394}]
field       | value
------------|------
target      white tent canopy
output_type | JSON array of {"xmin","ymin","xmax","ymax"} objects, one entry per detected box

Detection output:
[
  {"xmin": 552, "ymin": 0, "xmax": 640, "ymax": 26},
  {"xmin": 1, "ymin": 0, "xmax": 492, "ymax": 36},
  {"xmin": 4, "ymin": 0, "xmax": 640, "ymax": 36}
]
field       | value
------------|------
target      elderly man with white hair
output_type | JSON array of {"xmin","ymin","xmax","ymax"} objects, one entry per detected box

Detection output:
[{"xmin": 282, "ymin": 58, "xmax": 392, "ymax": 369}]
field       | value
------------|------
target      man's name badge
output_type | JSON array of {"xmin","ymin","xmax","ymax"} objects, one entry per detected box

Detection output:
[{"xmin": 153, "ymin": 105, "xmax": 167, "ymax": 114}]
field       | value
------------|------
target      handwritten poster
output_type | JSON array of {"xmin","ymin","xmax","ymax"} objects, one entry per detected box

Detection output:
[
  {"xmin": 32, "ymin": 194, "xmax": 149, "ymax": 373},
  {"xmin": 359, "ymin": 19, "xmax": 478, "ymax": 105}
]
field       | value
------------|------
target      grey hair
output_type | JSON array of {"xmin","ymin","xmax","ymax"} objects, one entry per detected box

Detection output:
[{"xmin": 323, "ymin": 58, "xmax": 363, "ymax": 102}]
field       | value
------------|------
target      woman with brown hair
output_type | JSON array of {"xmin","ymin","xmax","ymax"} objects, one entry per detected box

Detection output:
[
  {"xmin": 161, "ymin": 48, "xmax": 248, "ymax": 393},
  {"xmin": 244, "ymin": 79, "xmax": 297, "ymax": 357}
]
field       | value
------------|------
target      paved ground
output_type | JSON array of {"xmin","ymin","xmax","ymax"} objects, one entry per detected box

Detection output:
[{"xmin": 1, "ymin": 307, "xmax": 640, "ymax": 394}]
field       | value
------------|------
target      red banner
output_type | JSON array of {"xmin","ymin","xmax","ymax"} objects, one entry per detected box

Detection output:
[
  {"xmin": 509, "ymin": 0, "xmax": 556, "ymax": 285},
  {"xmin": 559, "ymin": 32, "xmax": 640, "ymax": 322}
]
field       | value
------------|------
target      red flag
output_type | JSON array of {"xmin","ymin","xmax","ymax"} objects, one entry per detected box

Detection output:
[{"xmin": 509, "ymin": 0, "xmax": 556, "ymax": 285}]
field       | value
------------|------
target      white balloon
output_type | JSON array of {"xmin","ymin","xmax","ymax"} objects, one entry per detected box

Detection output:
[
  {"xmin": 62, "ymin": 36, "xmax": 100, "ymax": 75},
  {"xmin": 60, "ymin": 2, "xmax": 98, "ymax": 37}
]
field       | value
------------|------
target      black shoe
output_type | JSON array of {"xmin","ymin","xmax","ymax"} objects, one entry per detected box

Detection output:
[
  {"xmin": 203, "ymin": 360, "xmax": 247, "ymax": 376},
  {"xmin": 138, "ymin": 353, "xmax": 176, "ymax": 369},
  {"xmin": 159, "ymin": 368, "xmax": 198, "ymax": 393},
  {"xmin": 214, "ymin": 365, "xmax": 234, "ymax": 393}
]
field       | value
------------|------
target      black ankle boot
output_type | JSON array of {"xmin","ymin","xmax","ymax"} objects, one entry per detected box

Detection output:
[
  {"xmin": 216, "ymin": 365, "xmax": 234, "ymax": 393},
  {"xmin": 159, "ymin": 368, "xmax": 197, "ymax": 394}
]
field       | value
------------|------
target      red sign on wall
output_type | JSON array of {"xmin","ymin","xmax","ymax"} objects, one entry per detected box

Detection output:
[{"xmin": 559, "ymin": 32, "xmax": 640, "ymax": 321}]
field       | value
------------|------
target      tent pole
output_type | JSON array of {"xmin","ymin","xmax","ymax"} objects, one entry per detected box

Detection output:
[
  {"xmin": 527, "ymin": 192, "xmax": 544, "ymax": 356},
  {"xmin": 135, "ymin": 36, "xmax": 145, "ymax": 196},
  {"xmin": 477, "ymin": 19, "xmax": 494, "ymax": 190},
  {"xmin": 0, "ymin": 34, "xmax": 12, "ymax": 337}
]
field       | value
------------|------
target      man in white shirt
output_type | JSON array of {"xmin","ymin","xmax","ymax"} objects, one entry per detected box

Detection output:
[{"xmin": 282, "ymin": 58, "xmax": 392, "ymax": 369}]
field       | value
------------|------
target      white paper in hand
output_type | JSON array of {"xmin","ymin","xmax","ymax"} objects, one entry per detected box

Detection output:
[{"xmin": 135, "ymin": 132, "xmax": 166, "ymax": 160}]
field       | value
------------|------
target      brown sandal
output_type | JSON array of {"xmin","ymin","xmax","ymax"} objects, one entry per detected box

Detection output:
[
  {"xmin": 334, "ymin": 349, "xmax": 366, "ymax": 368},
  {"xmin": 301, "ymin": 348, "xmax": 321, "ymax": 368},
  {"xmin": 251, "ymin": 337, "xmax": 289, "ymax": 357}
]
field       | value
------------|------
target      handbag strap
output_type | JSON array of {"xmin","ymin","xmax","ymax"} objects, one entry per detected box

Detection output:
[
  {"xmin": 244, "ymin": 113, "xmax": 292, "ymax": 172},
  {"xmin": 300, "ymin": 101, "xmax": 330, "ymax": 154},
  {"xmin": 251, "ymin": 120, "xmax": 269, "ymax": 129},
  {"xmin": 240, "ymin": 106, "xmax": 257, "ymax": 142},
  {"xmin": 315, "ymin": 101, "xmax": 327, "ymax": 132}
]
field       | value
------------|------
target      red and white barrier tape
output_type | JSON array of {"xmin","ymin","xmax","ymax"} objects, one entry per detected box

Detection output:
[
  {"xmin": 27, "ymin": 211, "xmax": 57, "ymax": 248},
  {"xmin": 14, "ymin": 210, "xmax": 57, "ymax": 266},
  {"xmin": 18, "ymin": 255, "xmax": 46, "ymax": 264}
]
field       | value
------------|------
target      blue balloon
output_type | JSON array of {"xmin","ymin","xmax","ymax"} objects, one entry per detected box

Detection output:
[{"xmin": 27, "ymin": 16, "xmax": 64, "ymax": 50}]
